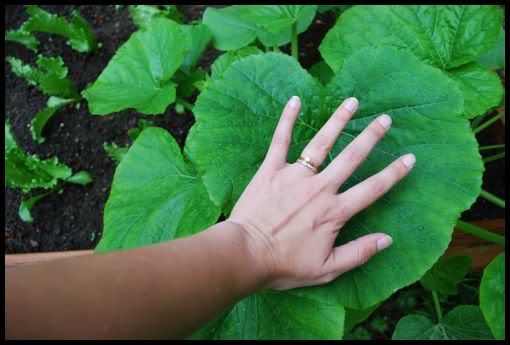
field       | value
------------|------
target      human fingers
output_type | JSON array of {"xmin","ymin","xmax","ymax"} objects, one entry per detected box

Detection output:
[
  {"xmin": 295, "ymin": 97, "xmax": 358, "ymax": 175},
  {"xmin": 320, "ymin": 114, "xmax": 392, "ymax": 191},
  {"xmin": 263, "ymin": 96, "xmax": 301, "ymax": 170}
]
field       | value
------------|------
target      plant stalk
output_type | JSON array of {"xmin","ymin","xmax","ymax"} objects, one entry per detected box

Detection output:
[
  {"xmin": 483, "ymin": 151, "xmax": 505, "ymax": 163},
  {"xmin": 473, "ymin": 112, "xmax": 504, "ymax": 134},
  {"xmin": 456, "ymin": 220, "xmax": 505, "ymax": 247},
  {"xmin": 176, "ymin": 97, "xmax": 193, "ymax": 112},
  {"xmin": 291, "ymin": 22, "xmax": 298, "ymax": 61},
  {"xmin": 479, "ymin": 144, "xmax": 505, "ymax": 151},
  {"xmin": 431, "ymin": 290, "xmax": 442, "ymax": 322},
  {"xmin": 480, "ymin": 189, "xmax": 505, "ymax": 209},
  {"xmin": 471, "ymin": 113, "xmax": 490, "ymax": 128}
]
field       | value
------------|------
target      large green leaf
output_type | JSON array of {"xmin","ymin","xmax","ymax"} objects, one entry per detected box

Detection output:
[
  {"xmin": 420, "ymin": 255, "xmax": 472, "ymax": 295},
  {"xmin": 344, "ymin": 303, "xmax": 380, "ymax": 334},
  {"xmin": 180, "ymin": 24, "xmax": 212, "ymax": 71},
  {"xmin": 189, "ymin": 50, "xmax": 483, "ymax": 312},
  {"xmin": 448, "ymin": 63, "xmax": 503, "ymax": 119},
  {"xmin": 95, "ymin": 127, "xmax": 221, "ymax": 252},
  {"xmin": 82, "ymin": 18, "xmax": 188, "ymax": 115},
  {"xmin": 203, "ymin": 6, "xmax": 258, "ymax": 51},
  {"xmin": 478, "ymin": 27, "xmax": 505, "ymax": 69},
  {"xmin": 392, "ymin": 305, "xmax": 494, "ymax": 340},
  {"xmin": 319, "ymin": 5, "xmax": 503, "ymax": 72},
  {"xmin": 129, "ymin": 5, "xmax": 183, "ymax": 28},
  {"xmin": 480, "ymin": 253, "xmax": 505, "ymax": 340},
  {"xmin": 210, "ymin": 46, "xmax": 262, "ymax": 80},
  {"xmin": 203, "ymin": 5, "xmax": 316, "ymax": 50},
  {"xmin": 191, "ymin": 287, "xmax": 344, "ymax": 340}
]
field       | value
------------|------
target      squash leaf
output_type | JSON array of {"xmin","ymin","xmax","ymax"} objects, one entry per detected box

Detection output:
[
  {"xmin": 319, "ymin": 5, "xmax": 504, "ymax": 119},
  {"xmin": 479, "ymin": 253, "xmax": 505, "ymax": 340},
  {"xmin": 82, "ymin": 18, "xmax": 188, "ymax": 115},
  {"xmin": 420, "ymin": 255, "xmax": 472, "ymax": 295},
  {"xmin": 95, "ymin": 127, "xmax": 221, "ymax": 252},
  {"xmin": 188, "ymin": 50, "xmax": 483, "ymax": 313},
  {"xmin": 392, "ymin": 305, "xmax": 493, "ymax": 340}
]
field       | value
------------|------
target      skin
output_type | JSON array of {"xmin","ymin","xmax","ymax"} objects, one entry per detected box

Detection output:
[{"xmin": 5, "ymin": 96, "xmax": 416, "ymax": 339}]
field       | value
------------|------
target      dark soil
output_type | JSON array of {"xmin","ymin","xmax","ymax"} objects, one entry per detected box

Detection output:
[{"xmin": 4, "ymin": 5, "xmax": 505, "ymax": 251}]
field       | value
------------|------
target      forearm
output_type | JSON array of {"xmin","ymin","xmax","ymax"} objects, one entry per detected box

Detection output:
[{"xmin": 5, "ymin": 221, "xmax": 266, "ymax": 339}]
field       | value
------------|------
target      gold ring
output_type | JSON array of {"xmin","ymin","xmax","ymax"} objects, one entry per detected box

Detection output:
[{"xmin": 296, "ymin": 156, "xmax": 318, "ymax": 173}]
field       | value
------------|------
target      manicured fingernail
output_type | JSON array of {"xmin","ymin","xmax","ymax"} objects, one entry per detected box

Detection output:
[
  {"xmin": 377, "ymin": 114, "xmax": 392, "ymax": 128},
  {"xmin": 288, "ymin": 96, "xmax": 300, "ymax": 108},
  {"xmin": 377, "ymin": 235, "xmax": 393, "ymax": 252},
  {"xmin": 343, "ymin": 97, "xmax": 358, "ymax": 112},
  {"xmin": 402, "ymin": 154, "xmax": 416, "ymax": 168}
]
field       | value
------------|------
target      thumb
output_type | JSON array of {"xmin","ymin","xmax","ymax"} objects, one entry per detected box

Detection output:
[{"xmin": 324, "ymin": 233, "xmax": 393, "ymax": 277}]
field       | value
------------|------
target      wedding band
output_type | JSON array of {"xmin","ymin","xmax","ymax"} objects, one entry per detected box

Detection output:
[{"xmin": 296, "ymin": 156, "xmax": 318, "ymax": 173}]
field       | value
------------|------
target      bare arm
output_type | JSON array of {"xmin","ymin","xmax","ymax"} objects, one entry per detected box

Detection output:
[{"xmin": 5, "ymin": 96, "xmax": 415, "ymax": 339}]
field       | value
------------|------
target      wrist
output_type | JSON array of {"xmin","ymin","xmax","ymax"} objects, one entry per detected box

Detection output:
[{"xmin": 219, "ymin": 219, "xmax": 275, "ymax": 293}]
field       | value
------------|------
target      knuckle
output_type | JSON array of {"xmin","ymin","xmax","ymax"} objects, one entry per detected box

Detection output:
[
  {"xmin": 320, "ymin": 273, "xmax": 336, "ymax": 284},
  {"xmin": 369, "ymin": 179, "xmax": 386, "ymax": 198},
  {"xmin": 313, "ymin": 134, "xmax": 332, "ymax": 153},
  {"xmin": 343, "ymin": 147, "xmax": 365, "ymax": 164},
  {"xmin": 272, "ymin": 134, "xmax": 291, "ymax": 146},
  {"xmin": 324, "ymin": 204, "xmax": 350, "ymax": 225},
  {"xmin": 356, "ymin": 244, "xmax": 372, "ymax": 266},
  {"xmin": 368, "ymin": 122, "xmax": 386, "ymax": 138}
]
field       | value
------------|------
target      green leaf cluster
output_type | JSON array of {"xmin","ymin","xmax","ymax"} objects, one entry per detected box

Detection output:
[
  {"xmin": 392, "ymin": 305, "xmax": 493, "ymax": 340},
  {"xmin": 97, "ymin": 47, "xmax": 484, "ymax": 338},
  {"xmin": 319, "ymin": 5, "xmax": 504, "ymax": 119},
  {"xmin": 5, "ymin": 121, "xmax": 92, "ymax": 222},
  {"xmin": 129, "ymin": 5, "xmax": 184, "ymax": 28},
  {"xmin": 83, "ymin": 18, "xmax": 211, "ymax": 115},
  {"xmin": 203, "ymin": 5, "xmax": 317, "ymax": 50}
]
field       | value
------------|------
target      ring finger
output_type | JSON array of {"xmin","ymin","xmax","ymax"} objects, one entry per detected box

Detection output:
[{"xmin": 295, "ymin": 97, "xmax": 359, "ymax": 174}]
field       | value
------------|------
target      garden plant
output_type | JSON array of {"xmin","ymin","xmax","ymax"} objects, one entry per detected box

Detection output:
[{"xmin": 4, "ymin": 5, "xmax": 506, "ymax": 340}]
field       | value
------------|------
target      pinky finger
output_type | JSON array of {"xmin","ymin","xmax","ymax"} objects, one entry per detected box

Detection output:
[{"xmin": 324, "ymin": 233, "xmax": 393, "ymax": 277}]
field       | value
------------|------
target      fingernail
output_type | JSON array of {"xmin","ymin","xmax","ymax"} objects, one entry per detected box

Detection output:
[
  {"xmin": 288, "ymin": 96, "xmax": 300, "ymax": 108},
  {"xmin": 343, "ymin": 97, "xmax": 358, "ymax": 112},
  {"xmin": 377, "ymin": 235, "xmax": 393, "ymax": 252},
  {"xmin": 377, "ymin": 114, "xmax": 392, "ymax": 128},
  {"xmin": 402, "ymin": 154, "xmax": 416, "ymax": 168}
]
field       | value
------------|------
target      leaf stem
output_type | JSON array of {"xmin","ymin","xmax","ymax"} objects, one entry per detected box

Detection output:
[
  {"xmin": 483, "ymin": 151, "xmax": 505, "ymax": 163},
  {"xmin": 431, "ymin": 290, "xmax": 442, "ymax": 322},
  {"xmin": 470, "ymin": 112, "xmax": 490, "ymax": 128},
  {"xmin": 291, "ymin": 22, "xmax": 298, "ymax": 61},
  {"xmin": 479, "ymin": 144, "xmax": 505, "ymax": 151},
  {"xmin": 473, "ymin": 112, "xmax": 504, "ymax": 134},
  {"xmin": 480, "ymin": 189, "xmax": 505, "ymax": 208},
  {"xmin": 456, "ymin": 220, "xmax": 505, "ymax": 247},
  {"xmin": 176, "ymin": 97, "xmax": 193, "ymax": 112}
]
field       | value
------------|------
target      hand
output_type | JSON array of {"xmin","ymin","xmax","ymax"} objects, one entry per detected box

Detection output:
[{"xmin": 227, "ymin": 96, "xmax": 416, "ymax": 291}]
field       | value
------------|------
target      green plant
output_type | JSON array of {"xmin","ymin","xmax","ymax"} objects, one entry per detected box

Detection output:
[
  {"xmin": 5, "ymin": 121, "xmax": 92, "ymax": 222},
  {"xmin": 129, "ymin": 5, "xmax": 184, "ymax": 27},
  {"xmin": 103, "ymin": 119, "xmax": 155, "ymax": 165},
  {"xmin": 479, "ymin": 253, "xmax": 505, "ymax": 340},
  {"xmin": 82, "ymin": 18, "xmax": 211, "ymax": 115},
  {"xmin": 6, "ymin": 55, "xmax": 80, "ymax": 143},
  {"xmin": 7, "ymin": 5, "xmax": 96, "ymax": 53},
  {"xmin": 203, "ymin": 5, "xmax": 316, "ymax": 59}
]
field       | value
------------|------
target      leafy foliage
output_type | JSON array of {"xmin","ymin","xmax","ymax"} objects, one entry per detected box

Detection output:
[
  {"xmin": 95, "ymin": 127, "xmax": 221, "ymax": 252},
  {"xmin": 5, "ymin": 121, "xmax": 91, "ymax": 193},
  {"xmin": 5, "ymin": 27, "xmax": 39, "ymax": 52},
  {"xmin": 203, "ymin": 5, "xmax": 316, "ymax": 50},
  {"xmin": 19, "ymin": 192, "xmax": 51, "ymax": 223},
  {"xmin": 344, "ymin": 303, "xmax": 380, "ymax": 334},
  {"xmin": 103, "ymin": 120, "xmax": 155, "ymax": 165},
  {"xmin": 129, "ymin": 5, "xmax": 184, "ymax": 28},
  {"xmin": 6, "ymin": 55, "xmax": 79, "ymax": 99},
  {"xmin": 22, "ymin": 5, "xmax": 96, "ymax": 53},
  {"xmin": 479, "ymin": 253, "xmax": 505, "ymax": 340},
  {"xmin": 31, "ymin": 97, "xmax": 76, "ymax": 143},
  {"xmin": 420, "ymin": 255, "xmax": 472, "ymax": 295},
  {"xmin": 189, "ymin": 50, "xmax": 483, "ymax": 312},
  {"xmin": 319, "ymin": 5, "xmax": 504, "ymax": 119},
  {"xmin": 392, "ymin": 305, "xmax": 493, "ymax": 340},
  {"xmin": 478, "ymin": 27, "xmax": 505, "ymax": 69}
]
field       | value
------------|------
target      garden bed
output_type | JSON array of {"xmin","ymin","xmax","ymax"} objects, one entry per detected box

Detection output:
[{"xmin": 4, "ymin": 4, "xmax": 506, "ymax": 254}]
